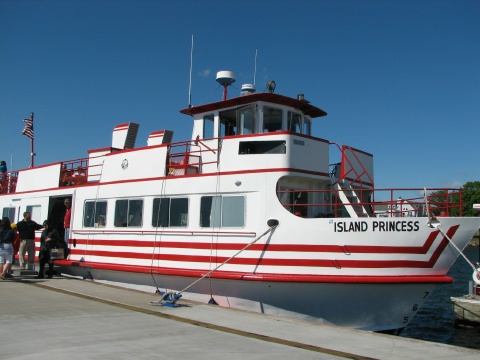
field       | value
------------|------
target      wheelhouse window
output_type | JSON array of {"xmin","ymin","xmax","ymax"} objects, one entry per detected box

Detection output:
[
  {"xmin": 83, "ymin": 200, "xmax": 108, "ymax": 228},
  {"xmin": 238, "ymin": 106, "xmax": 256, "ymax": 135},
  {"xmin": 152, "ymin": 197, "xmax": 188, "ymax": 227},
  {"xmin": 2, "ymin": 207, "xmax": 15, "ymax": 223},
  {"xmin": 114, "ymin": 199, "xmax": 143, "ymax": 227},
  {"xmin": 303, "ymin": 118, "xmax": 311, "ymax": 135},
  {"xmin": 262, "ymin": 106, "xmax": 283, "ymax": 132},
  {"xmin": 203, "ymin": 114, "xmax": 214, "ymax": 139},
  {"xmin": 219, "ymin": 112, "xmax": 237, "ymax": 137},
  {"xmin": 288, "ymin": 111, "xmax": 302, "ymax": 133},
  {"xmin": 200, "ymin": 195, "xmax": 245, "ymax": 228}
]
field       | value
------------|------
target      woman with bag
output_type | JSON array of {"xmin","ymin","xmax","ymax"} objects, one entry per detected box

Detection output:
[
  {"xmin": 0, "ymin": 217, "xmax": 15, "ymax": 280},
  {"xmin": 35, "ymin": 220, "xmax": 61, "ymax": 279}
]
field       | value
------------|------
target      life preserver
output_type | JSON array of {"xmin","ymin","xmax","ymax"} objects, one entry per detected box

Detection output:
[{"xmin": 473, "ymin": 269, "xmax": 480, "ymax": 285}]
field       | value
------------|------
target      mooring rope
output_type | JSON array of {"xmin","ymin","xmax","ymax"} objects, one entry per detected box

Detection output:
[
  {"xmin": 179, "ymin": 224, "xmax": 278, "ymax": 295},
  {"xmin": 424, "ymin": 188, "xmax": 480, "ymax": 285}
]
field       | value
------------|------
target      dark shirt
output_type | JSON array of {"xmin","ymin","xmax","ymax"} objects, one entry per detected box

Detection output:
[
  {"xmin": 16, "ymin": 220, "xmax": 43, "ymax": 240},
  {"xmin": 40, "ymin": 228, "xmax": 60, "ymax": 246},
  {"xmin": 0, "ymin": 229, "xmax": 14, "ymax": 244}
]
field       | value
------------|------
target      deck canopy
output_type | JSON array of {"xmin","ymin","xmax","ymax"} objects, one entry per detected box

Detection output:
[{"xmin": 180, "ymin": 93, "xmax": 327, "ymax": 119}]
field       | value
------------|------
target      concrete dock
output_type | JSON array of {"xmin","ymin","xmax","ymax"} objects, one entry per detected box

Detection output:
[{"xmin": 1, "ymin": 272, "xmax": 479, "ymax": 360}]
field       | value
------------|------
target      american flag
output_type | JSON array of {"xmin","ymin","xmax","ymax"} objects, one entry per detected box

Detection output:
[{"xmin": 22, "ymin": 118, "xmax": 34, "ymax": 140}]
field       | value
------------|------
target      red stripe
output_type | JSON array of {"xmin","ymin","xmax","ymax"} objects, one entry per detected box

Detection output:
[
  {"xmin": 56, "ymin": 260, "xmax": 453, "ymax": 284},
  {"xmin": 68, "ymin": 225, "xmax": 459, "ymax": 269},
  {"xmin": 72, "ymin": 228, "xmax": 441, "ymax": 254}
]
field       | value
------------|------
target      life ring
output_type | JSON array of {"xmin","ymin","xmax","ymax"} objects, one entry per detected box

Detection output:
[{"xmin": 473, "ymin": 269, "xmax": 480, "ymax": 286}]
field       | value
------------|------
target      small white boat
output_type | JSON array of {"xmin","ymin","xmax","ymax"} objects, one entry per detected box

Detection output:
[
  {"xmin": 1, "ymin": 71, "xmax": 479, "ymax": 333},
  {"xmin": 451, "ymin": 293, "xmax": 480, "ymax": 328},
  {"xmin": 451, "ymin": 253, "xmax": 480, "ymax": 328}
]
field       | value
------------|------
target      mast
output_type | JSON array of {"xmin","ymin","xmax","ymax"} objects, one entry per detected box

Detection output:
[
  {"xmin": 22, "ymin": 112, "xmax": 35, "ymax": 167},
  {"xmin": 30, "ymin": 112, "xmax": 35, "ymax": 167}
]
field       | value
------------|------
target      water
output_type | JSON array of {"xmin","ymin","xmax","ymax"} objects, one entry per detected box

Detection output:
[{"xmin": 400, "ymin": 246, "xmax": 480, "ymax": 350}]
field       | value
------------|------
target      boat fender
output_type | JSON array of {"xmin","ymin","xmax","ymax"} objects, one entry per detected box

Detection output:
[{"xmin": 473, "ymin": 269, "xmax": 480, "ymax": 286}]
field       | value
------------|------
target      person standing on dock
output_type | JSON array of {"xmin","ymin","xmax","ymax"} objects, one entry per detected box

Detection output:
[
  {"xmin": 0, "ymin": 217, "xmax": 15, "ymax": 279},
  {"xmin": 16, "ymin": 212, "xmax": 43, "ymax": 270},
  {"xmin": 35, "ymin": 220, "xmax": 61, "ymax": 279},
  {"xmin": 64, "ymin": 198, "xmax": 71, "ymax": 246}
]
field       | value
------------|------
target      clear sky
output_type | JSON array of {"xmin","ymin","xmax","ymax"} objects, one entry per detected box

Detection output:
[{"xmin": 1, "ymin": 0, "xmax": 479, "ymax": 189}]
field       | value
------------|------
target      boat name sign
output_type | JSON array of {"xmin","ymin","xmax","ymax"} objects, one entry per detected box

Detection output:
[{"xmin": 332, "ymin": 220, "xmax": 420, "ymax": 233}]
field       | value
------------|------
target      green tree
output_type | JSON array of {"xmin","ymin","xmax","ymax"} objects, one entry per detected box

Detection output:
[
  {"xmin": 427, "ymin": 181, "xmax": 480, "ymax": 217},
  {"xmin": 460, "ymin": 181, "xmax": 480, "ymax": 217}
]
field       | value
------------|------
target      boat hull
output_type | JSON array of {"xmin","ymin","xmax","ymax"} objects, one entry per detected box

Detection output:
[{"xmin": 60, "ymin": 262, "xmax": 447, "ymax": 332}]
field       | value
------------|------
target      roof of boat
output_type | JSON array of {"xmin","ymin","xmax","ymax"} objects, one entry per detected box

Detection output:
[{"xmin": 180, "ymin": 92, "xmax": 327, "ymax": 118}]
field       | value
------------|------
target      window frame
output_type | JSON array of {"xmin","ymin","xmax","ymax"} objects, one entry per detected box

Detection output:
[
  {"xmin": 114, "ymin": 198, "xmax": 144, "ymax": 228},
  {"xmin": 83, "ymin": 200, "xmax": 108, "ymax": 228}
]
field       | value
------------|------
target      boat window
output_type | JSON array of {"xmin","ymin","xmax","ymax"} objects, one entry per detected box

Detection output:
[
  {"xmin": 262, "ymin": 106, "xmax": 282, "ymax": 132},
  {"xmin": 222, "ymin": 196, "xmax": 245, "ymax": 227},
  {"xmin": 114, "ymin": 199, "xmax": 143, "ymax": 227},
  {"xmin": 200, "ymin": 195, "xmax": 245, "ymax": 228},
  {"xmin": 203, "ymin": 114, "xmax": 215, "ymax": 139},
  {"xmin": 26, "ymin": 205, "xmax": 42, "ymax": 223},
  {"xmin": 287, "ymin": 111, "xmax": 302, "ymax": 133},
  {"xmin": 239, "ymin": 140, "xmax": 286, "ymax": 154},
  {"xmin": 219, "ymin": 109, "xmax": 237, "ymax": 137},
  {"xmin": 2, "ymin": 207, "xmax": 15, "ymax": 223},
  {"xmin": 237, "ymin": 106, "xmax": 256, "ymax": 135},
  {"xmin": 83, "ymin": 200, "xmax": 108, "ymax": 228},
  {"xmin": 152, "ymin": 197, "xmax": 188, "ymax": 227},
  {"xmin": 303, "ymin": 118, "xmax": 311, "ymax": 135}
]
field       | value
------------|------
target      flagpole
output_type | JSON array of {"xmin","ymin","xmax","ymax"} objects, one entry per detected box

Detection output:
[{"xmin": 30, "ymin": 112, "xmax": 35, "ymax": 167}]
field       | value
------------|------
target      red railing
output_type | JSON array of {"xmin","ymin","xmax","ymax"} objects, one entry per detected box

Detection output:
[
  {"xmin": 330, "ymin": 143, "xmax": 374, "ymax": 188},
  {"xmin": 60, "ymin": 158, "xmax": 89, "ymax": 186},
  {"xmin": 277, "ymin": 188, "xmax": 464, "ymax": 218},
  {"xmin": 167, "ymin": 140, "xmax": 219, "ymax": 176},
  {"xmin": 0, "ymin": 171, "xmax": 18, "ymax": 194}
]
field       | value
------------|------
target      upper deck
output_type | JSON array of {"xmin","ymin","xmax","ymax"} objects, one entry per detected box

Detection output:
[
  {"xmin": 0, "ymin": 91, "xmax": 332, "ymax": 196},
  {"xmin": 0, "ymin": 87, "xmax": 466, "ymax": 219}
]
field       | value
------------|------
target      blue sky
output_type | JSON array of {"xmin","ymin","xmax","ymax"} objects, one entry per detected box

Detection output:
[{"xmin": 1, "ymin": 0, "xmax": 479, "ymax": 189}]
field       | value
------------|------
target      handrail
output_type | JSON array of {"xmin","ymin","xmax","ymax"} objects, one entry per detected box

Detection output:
[
  {"xmin": 277, "ymin": 187, "xmax": 464, "ymax": 218},
  {"xmin": 329, "ymin": 143, "xmax": 374, "ymax": 187},
  {"xmin": 167, "ymin": 138, "xmax": 220, "ymax": 176},
  {"xmin": 0, "ymin": 171, "xmax": 19, "ymax": 194}
]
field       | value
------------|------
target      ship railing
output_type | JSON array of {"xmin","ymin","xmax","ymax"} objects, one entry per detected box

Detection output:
[
  {"xmin": 166, "ymin": 140, "xmax": 219, "ymax": 176},
  {"xmin": 0, "ymin": 171, "xmax": 18, "ymax": 194},
  {"xmin": 60, "ymin": 158, "xmax": 90, "ymax": 186},
  {"xmin": 277, "ymin": 187, "xmax": 464, "ymax": 218},
  {"xmin": 329, "ymin": 143, "xmax": 374, "ymax": 188}
]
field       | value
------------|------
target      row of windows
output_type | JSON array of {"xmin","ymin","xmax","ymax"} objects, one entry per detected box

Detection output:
[
  {"xmin": 83, "ymin": 195, "xmax": 245, "ymax": 229},
  {"xmin": 203, "ymin": 106, "xmax": 312, "ymax": 139},
  {"xmin": 2, "ymin": 205, "xmax": 41, "ymax": 224}
]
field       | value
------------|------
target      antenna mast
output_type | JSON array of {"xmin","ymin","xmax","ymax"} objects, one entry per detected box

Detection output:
[
  {"xmin": 188, "ymin": 34, "xmax": 194, "ymax": 107},
  {"xmin": 254, "ymin": 49, "xmax": 258, "ymax": 86}
]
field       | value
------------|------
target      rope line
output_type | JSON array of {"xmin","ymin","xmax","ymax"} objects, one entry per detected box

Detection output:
[
  {"xmin": 424, "ymin": 188, "xmax": 480, "ymax": 285},
  {"xmin": 178, "ymin": 224, "xmax": 278, "ymax": 295},
  {"xmin": 150, "ymin": 166, "xmax": 169, "ymax": 291}
]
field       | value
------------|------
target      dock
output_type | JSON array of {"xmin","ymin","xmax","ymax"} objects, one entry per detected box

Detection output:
[{"xmin": 1, "ymin": 272, "xmax": 479, "ymax": 360}]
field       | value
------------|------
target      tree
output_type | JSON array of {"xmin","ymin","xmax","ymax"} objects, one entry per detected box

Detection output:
[
  {"xmin": 460, "ymin": 181, "xmax": 480, "ymax": 217},
  {"xmin": 427, "ymin": 181, "xmax": 480, "ymax": 217}
]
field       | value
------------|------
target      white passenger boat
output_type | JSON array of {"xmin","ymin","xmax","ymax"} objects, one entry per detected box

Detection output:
[{"xmin": 1, "ymin": 72, "xmax": 479, "ymax": 333}]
